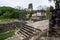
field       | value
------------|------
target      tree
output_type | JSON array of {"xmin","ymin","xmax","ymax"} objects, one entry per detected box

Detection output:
[
  {"xmin": 3, "ymin": 11, "xmax": 12, "ymax": 18},
  {"xmin": 46, "ymin": 10, "xmax": 50, "ymax": 19},
  {"xmin": 0, "ymin": 6, "xmax": 26, "ymax": 19}
]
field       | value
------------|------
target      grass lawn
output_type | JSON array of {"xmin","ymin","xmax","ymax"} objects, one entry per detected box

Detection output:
[
  {"xmin": 0, "ymin": 31, "xmax": 15, "ymax": 40},
  {"xmin": 0, "ymin": 18, "xmax": 20, "ymax": 24}
]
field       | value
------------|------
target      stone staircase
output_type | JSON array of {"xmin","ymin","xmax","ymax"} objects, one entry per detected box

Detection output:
[
  {"xmin": 16, "ymin": 24, "xmax": 41, "ymax": 40},
  {"xmin": 5, "ymin": 20, "xmax": 49, "ymax": 40}
]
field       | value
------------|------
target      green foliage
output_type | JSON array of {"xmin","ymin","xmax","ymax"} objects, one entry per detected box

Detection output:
[
  {"xmin": 0, "ymin": 6, "xmax": 37, "ymax": 19},
  {"xmin": 3, "ymin": 11, "xmax": 12, "ymax": 18},
  {"xmin": 26, "ymin": 14, "xmax": 30, "ymax": 18},
  {"xmin": 0, "ymin": 31, "xmax": 14, "ymax": 40},
  {"xmin": 0, "ymin": 6, "xmax": 25, "ymax": 19},
  {"xmin": 46, "ymin": 10, "xmax": 50, "ymax": 19},
  {"xmin": 26, "ymin": 10, "xmax": 37, "ymax": 19},
  {"xmin": 29, "ymin": 11, "xmax": 33, "ymax": 18}
]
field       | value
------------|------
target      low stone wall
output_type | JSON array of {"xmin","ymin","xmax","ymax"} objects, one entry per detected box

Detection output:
[
  {"xmin": 31, "ymin": 16, "xmax": 46, "ymax": 22},
  {"xmin": 0, "ymin": 22, "xmax": 20, "ymax": 33}
]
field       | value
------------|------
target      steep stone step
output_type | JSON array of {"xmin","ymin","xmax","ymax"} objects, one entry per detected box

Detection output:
[
  {"xmin": 21, "ymin": 24, "xmax": 41, "ymax": 32},
  {"xmin": 20, "ymin": 28, "xmax": 32, "ymax": 37},
  {"xmin": 18, "ymin": 29, "xmax": 29, "ymax": 38},
  {"xmin": 21, "ymin": 27, "xmax": 35, "ymax": 35},
  {"xmin": 21, "ymin": 26, "xmax": 40, "ymax": 35}
]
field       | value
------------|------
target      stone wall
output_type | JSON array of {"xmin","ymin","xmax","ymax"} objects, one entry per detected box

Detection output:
[{"xmin": 0, "ymin": 22, "xmax": 20, "ymax": 33}]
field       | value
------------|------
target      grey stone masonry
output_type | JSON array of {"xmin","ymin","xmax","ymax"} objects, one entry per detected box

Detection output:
[{"xmin": 49, "ymin": 0, "xmax": 60, "ymax": 37}]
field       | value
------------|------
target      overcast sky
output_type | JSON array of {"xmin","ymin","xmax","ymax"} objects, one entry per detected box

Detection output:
[{"xmin": 0, "ymin": 0, "xmax": 55, "ymax": 9}]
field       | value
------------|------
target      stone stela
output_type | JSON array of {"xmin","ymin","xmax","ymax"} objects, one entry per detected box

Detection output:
[{"xmin": 49, "ymin": 0, "xmax": 60, "ymax": 37}]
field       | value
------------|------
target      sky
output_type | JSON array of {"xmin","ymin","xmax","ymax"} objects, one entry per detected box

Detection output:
[{"xmin": 0, "ymin": 0, "xmax": 55, "ymax": 9}]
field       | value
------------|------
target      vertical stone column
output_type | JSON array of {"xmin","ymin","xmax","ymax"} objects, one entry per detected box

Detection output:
[{"xmin": 49, "ymin": 6, "xmax": 56, "ymax": 37}]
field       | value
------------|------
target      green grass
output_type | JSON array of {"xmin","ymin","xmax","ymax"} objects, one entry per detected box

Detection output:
[
  {"xmin": 0, "ymin": 18, "xmax": 16, "ymax": 21},
  {"xmin": 0, "ymin": 31, "xmax": 15, "ymax": 40},
  {"xmin": 0, "ymin": 18, "xmax": 20, "ymax": 24}
]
